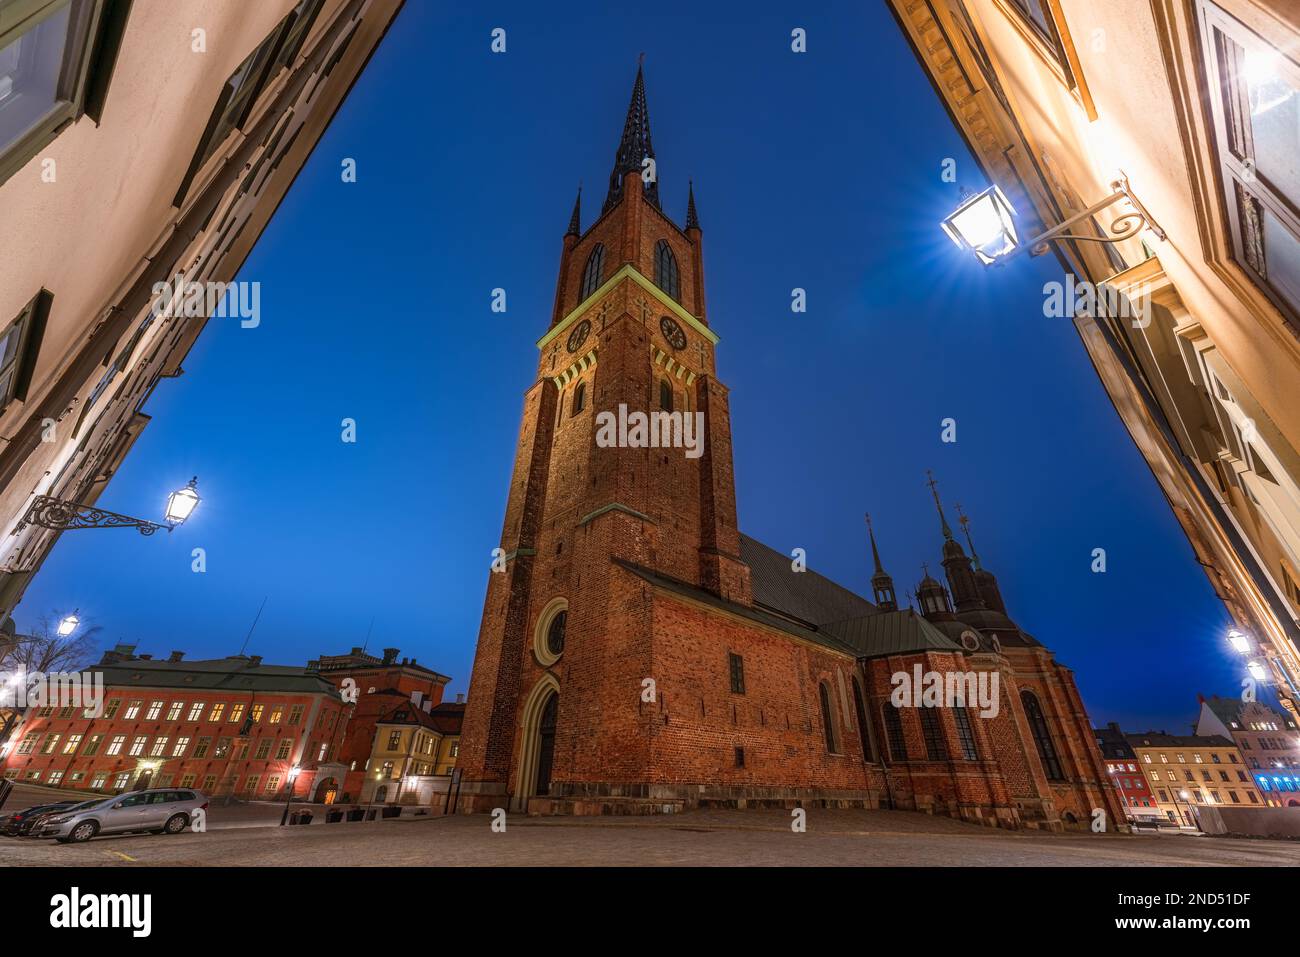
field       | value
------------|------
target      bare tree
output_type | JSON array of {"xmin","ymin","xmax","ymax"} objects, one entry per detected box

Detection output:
[{"xmin": 6, "ymin": 615, "xmax": 102, "ymax": 673}]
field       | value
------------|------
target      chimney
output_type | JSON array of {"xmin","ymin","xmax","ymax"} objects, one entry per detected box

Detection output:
[
  {"xmin": 455, "ymin": 693, "xmax": 465, "ymax": 704},
  {"xmin": 248, "ymin": 655, "xmax": 262, "ymax": 667},
  {"xmin": 382, "ymin": 647, "xmax": 399, "ymax": 665},
  {"xmin": 411, "ymin": 691, "xmax": 423, "ymax": 707},
  {"xmin": 306, "ymin": 659, "xmax": 319, "ymax": 672},
  {"xmin": 138, "ymin": 654, "xmax": 153, "ymax": 660},
  {"xmin": 422, "ymin": 699, "xmax": 431, "ymax": 713},
  {"xmin": 350, "ymin": 647, "xmax": 363, "ymax": 656},
  {"xmin": 168, "ymin": 651, "xmax": 185, "ymax": 662}
]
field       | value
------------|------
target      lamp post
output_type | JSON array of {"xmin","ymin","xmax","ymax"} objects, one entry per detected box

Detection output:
[
  {"xmin": 941, "ymin": 177, "xmax": 1165, "ymax": 266},
  {"xmin": 17, "ymin": 476, "xmax": 201, "ymax": 536},
  {"xmin": 56, "ymin": 611, "xmax": 79, "ymax": 637},
  {"xmin": 278, "ymin": 765, "xmax": 301, "ymax": 826}
]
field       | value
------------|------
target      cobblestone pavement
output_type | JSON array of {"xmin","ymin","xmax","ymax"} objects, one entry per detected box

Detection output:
[{"xmin": 3, "ymin": 807, "xmax": 1300, "ymax": 866}]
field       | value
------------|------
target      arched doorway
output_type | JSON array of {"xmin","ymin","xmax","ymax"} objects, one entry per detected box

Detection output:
[
  {"xmin": 535, "ymin": 693, "xmax": 559, "ymax": 796},
  {"xmin": 515, "ymin": 673, "xmax": 561, "ymax": 809},
  {"xmin": 314, "ymin": 777, "xmax": 338, "ymax": 804}
]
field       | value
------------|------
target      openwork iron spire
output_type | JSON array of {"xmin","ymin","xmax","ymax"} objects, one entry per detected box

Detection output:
[
  {"xmin": 603, "ymin": 59, "xmax": 660, "ymax": 214},
  {"xmin": 926, "ymin": 470, "xmax": 954, "ymax": 540},
  {"xmin": 866, "ymin": 513, "xmax": 897, "ymax": 611},
  {"xmin": 686, "ymin": 180, "xmax": 699, "ymax": 229},
  {"xmin": 865, "ymin": 513, "xmax": 885, "ymax": 576}
]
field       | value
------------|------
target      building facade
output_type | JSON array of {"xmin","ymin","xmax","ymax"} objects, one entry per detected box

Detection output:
[
  {"xmin": 1196, "ymin": 693, "xmax": 1300, "ymax": 803},
  {"xmin": 1094, "ymin": 723, "xmax": 1161, "ymax": 824},
  {"xmin": 311, "ymin": 646, "xmax": 450, "ymax": 801},
  {"xmin": 362, "ymin": 698, "xmax": 464, "ymax": 804},
  {"xmin": 888, "ymin": 0, "xmax": 1300, "ymax": 716},
  {"xmin": 0, "ymin": 0, "xmax": 404, "ymax": 619},
  {"xmin": 457, "ymin": 66, "xmax": 1123, "ymax": 831},
  {"xmin": 1127, "ymin": 730, "xmax": 1263, "ymax": 825},
  {"xmin": 0, "ymin": 645, "xmax": 349, "ymax": 798}
]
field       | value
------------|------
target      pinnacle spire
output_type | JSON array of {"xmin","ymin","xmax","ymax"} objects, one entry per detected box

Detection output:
[
  {"xmin": 603, "ymin": 58, "xmax": 660, "ymax": 214},
  {"xmin": 926, "ymin": 470, "xmax": 954, "ymax": 541},
  {"xmin": 865, "ymin": 513, "xmax": 885, "ymax": 575},
  {"xmin": 955, "ymin": 503, "xmax": 982, "ymax": 570},
  {"xmin": 865, "ymin": 513, "xmax": 896, "ymax": 611},
  {"xmin": 686, "ymin": 180, "xmax": 699, "ymax": 229},
  {"xmin": 566, "ymin": 185, "xmax": 582, "ymax": 236}
]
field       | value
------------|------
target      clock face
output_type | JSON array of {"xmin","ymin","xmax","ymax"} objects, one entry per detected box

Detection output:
[
  {"xmin": 566, "ymin": 319, "xmax": 591, "ymax": 353},
  {"xmin": 660, "ymin": 315, "xmax": 687, "ymax": 351}
]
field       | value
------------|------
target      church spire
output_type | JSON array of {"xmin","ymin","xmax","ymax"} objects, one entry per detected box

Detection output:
[
  {"xmin": 955, "ymin": 503, "xmax": 981, "ymax": 570},
  {"xmin": 566, "ymin": 185, "xmax": 582, "ymax": 237},
  {"xmin": 604, "ymin": 58, "xmax": 660, "ymax": 214},
  {"xmin": 865, "ymin": 513, "xmax": 897, "ymax": 611},
  {"xmin": 926, "ymin": 470, "xmax": 954, "ymax": 541},
  {"xmin": 686, "ymin": 180, "xmax": 699, "ymax": 229}
]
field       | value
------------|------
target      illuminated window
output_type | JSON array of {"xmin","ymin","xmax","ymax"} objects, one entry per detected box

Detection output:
[
  {"xmin": 208, "ymin": 702, "xmax": 225, "ymax": 722},
  {"xmin": 172, "ymin": 736, "xmax": 189, "ymax": 757},
  {"xmin": 127, "ymin": 735, "xmax": 147, "ymax": 756},
  {"xmin": 269, "ymin": 706, "xmax": 284, "ymax": 724},
  {"xmin": 166, "ymin": 701, "xmax": 183, "ymax": 722},
  {"xmin": 149, "ymin": 737, "xmax": 168, "ymax": 757},
  {"xmin": 230, "ymin": 703, "xmax": 246, "ymax": 724},
  {"xmin": 123, "ymin": 700, "xmax": 142, "ymax": 719},
  {"xmin": 61, "ymin": 733, "xmax": 81, "ymax": 754},
  {"xmin": 186, "ymin": 702, "xmax": 203, "ymax": 722}
]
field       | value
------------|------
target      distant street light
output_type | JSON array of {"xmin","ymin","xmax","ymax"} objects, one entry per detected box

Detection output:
[
  {"xmin": 1228, "ymin": 629, "xmax": 1251, "ymax": 655},
  {"xmin": 17, "ymin": 476, "xmax": 201, "ymax": 536},
  {"xmin": 942, "ymin": 176, "xmax": 1165, "ymax": 266},
  {"xmin": 1247, "ymin": 660, "xmax": 1269, "ymax": 681},
  {"xmin": 56, "ymin": 611, "xmax": 80, "ymax": 637}
]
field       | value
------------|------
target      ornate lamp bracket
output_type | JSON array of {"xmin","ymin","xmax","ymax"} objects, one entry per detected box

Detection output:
[
  {"xmin": 16, "ymin": 495, "xmax": 168, "ymax": 536},
  {"xmin": 1025, "ymin": 176, "xmax": 1166, "ymax": 258}
]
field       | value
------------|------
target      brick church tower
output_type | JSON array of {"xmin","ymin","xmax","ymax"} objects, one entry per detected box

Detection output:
[
  {"xmin": 456, "ymin": 63, "xmax": 755, "ymax": 812},
  {"xmin": 455, "ymin": 64, "xmax": 1123, "ymax": 830}
]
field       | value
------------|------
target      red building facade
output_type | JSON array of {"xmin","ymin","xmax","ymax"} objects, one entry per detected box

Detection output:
[
  {"xmin": 456, "ymin": 66, "xmax": 1123, "ymax": 831},
  {"xmin": 1, "ymin": 646, "xmax": 348, "ymax": 799}
]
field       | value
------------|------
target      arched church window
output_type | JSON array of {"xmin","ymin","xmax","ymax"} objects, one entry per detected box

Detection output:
[
  {"xmin": 1021, "ymin": 690, "xmax": 1064, "ymax": 780},
  {"xmin": 919, "ymin": 707, "xmax": 947, "ymax": 761},
  {"xmin": 852, "ymin": 677, "xmax": 873, "ymax": 762},
  {"xmin": 580, "ymin": 244, "xmax": 605, "ymax": 300},
  {"xmin": 654, "ymin": 239, "xmax": 679, "ymax": 300},
  {"xmin": 818, "ymin": 682, "xmax": 838, "ymax": 754},
  {"xmin": 882, "ymin": 704, "xmax": 907, "ymax": 762},
  {"xmin": 659, "ymin": 379, "xmax": 673, "ymax": 411},
  {"xmin": 534, "ymin": 598, "xmax": 568, "ymax": 667},
  {"xmin": 572, "ymin": 382, "xmax": 586, "ymax": 415}
]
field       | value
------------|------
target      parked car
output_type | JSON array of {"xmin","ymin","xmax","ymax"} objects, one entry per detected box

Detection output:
[
  {"xmin": 0, "ymin": 801, "xmax": 77, "ymax": 837},
  {"xmin": 36, "ymin": 788, "xmax": 209, "ymax": 843},
  {"xmin": 21, "ymin": 799, "xmax": 103, "ymax": 837}
]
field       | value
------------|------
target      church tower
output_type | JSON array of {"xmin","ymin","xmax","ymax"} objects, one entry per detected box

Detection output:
[
  {"xmin": 865, "ymin": 514, "xmax": 897, "ymax": 611},
  {"xmin": 456, "ymin": 63, "xmax": 751, "ymax": 812}
]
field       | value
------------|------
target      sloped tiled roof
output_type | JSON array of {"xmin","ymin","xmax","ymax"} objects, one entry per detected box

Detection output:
[
  {"xmin": 91, "ymin": 656, "xmax": 337, "ymax": 695},
  {"xmin": 1126, "ymin": 731, "xmax": 1236, "ymax": 749},
  {"xmin": 821, "ymin": 609, "xmax": 962, "ymax": 657},
  {"xmin": 739, "ymin": 533, "xmax": 876, "ymax": 626}
]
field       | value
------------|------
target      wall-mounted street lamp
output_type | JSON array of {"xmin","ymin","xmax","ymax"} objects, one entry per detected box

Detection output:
[
  {"xmin": 1228, "ymin": 629, "xmax": 1252, "ymax": 655},
  {"xmin": 16, "ymin": 477, "xmax": 201, "ymax": 537},
  {"xmin": 56, "ymin": 611, "xmax": 80, "ymax": 637},
  {"xmin": 942, "ymin": 177, "xmax": 1166, "ymax": 266},
  {"xmin": 279, "ymin": 765, "xmax": 302, "ymax": 827},
  {"xmin": 1247, "ymin": 660, "xmax": 1270, "ymax": 682}
]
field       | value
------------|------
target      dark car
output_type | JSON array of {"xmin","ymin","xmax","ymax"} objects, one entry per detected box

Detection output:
[{"xmin": 0, "ymin": 801, "xmax": 77, "ymax": 837}]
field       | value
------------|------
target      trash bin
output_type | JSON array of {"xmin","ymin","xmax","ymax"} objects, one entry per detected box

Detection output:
[
  {"xmin": 290, "ymin": 810, "xmax": 313, "ymax": 825},
  {"xmin": 326, "ymin": 809, "xmax": 343, "ymax": 824},
  {"xmin": 346, "ymin": 808, "xmax": 364, "ymax": 822}
]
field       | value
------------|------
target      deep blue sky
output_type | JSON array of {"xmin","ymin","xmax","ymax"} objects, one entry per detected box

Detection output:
[{"xmin": 17, "ymin": 1, "xmax": 1253, "ymax": 731}]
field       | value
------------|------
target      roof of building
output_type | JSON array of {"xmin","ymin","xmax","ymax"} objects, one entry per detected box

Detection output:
[
  {"xmin": 90, "ymin": 648, "xmax": 337, "ymax": 695},
  {"xmin": 739, "ymin": 534, "xmax": 877, "ymax": 627},
  {"xmin": 615, "ymin": 544, "xmax": 960, "ymax": 660},
  {"xmin": 377, "ymin": 701, "xmax": 465, "ymax": 736},
  {"xmin": 1125, "ymin": 731, "xmax": 1237, "ymax": 749}
]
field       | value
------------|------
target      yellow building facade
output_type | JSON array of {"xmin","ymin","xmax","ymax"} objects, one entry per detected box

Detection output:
[
  {"xmin": 889, "ymin": 1, "xmax": 1300, "ymax": 715},
  {"xmin": 1128, "ymin": 731, "xmax": 1263, "ymax": 826}
]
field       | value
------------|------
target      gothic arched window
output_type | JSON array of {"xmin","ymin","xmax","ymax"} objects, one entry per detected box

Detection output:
[
  {"xmin": 659, "ymin": 379, "xmax": 672, "ymax": 411},
  {"xmin": 1021, "ymin": 690, "xmax": 1064, "ymax": 780},
  {"xmin": 654, "ymin": 239, "xmax": 679, "ymax": 301},
  {"xmin": 882, "ymin": 704, "xmax": 907, "ymax": 762},
  {"xmin": 572, "ymin": 382, "xmax": 586, "ymax": 415},
  {"xmin": 580, "ymin": 244, "xmax": 605, "ymax": 301},
  {"xmin": 919, "ymin": 707, "xmax": 947, "ymax": 761},
  {"xmin": 818, "ymin": 682, "xmax": 838, "ymax": 754},
  {"xmin": 852, "ymin": 677, "xmax": 873, "ymax": 762}
]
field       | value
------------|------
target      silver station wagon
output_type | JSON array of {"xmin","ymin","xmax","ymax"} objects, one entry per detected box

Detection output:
[{"xmin": 36, "ymin": 788, "xmax": 209, "ymax": 843}]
